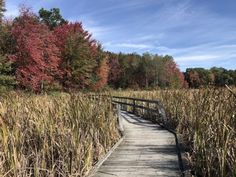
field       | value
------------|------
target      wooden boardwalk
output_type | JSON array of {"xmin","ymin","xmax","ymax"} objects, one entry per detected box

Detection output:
[{"xmin": 91, "ymin": 111, "xmax": 180, "ymax": 177}]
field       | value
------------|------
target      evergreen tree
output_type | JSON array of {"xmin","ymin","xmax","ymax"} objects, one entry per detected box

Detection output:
[
  {"xmin": 0, "ymin": 55, "xmax": 16, "ymax": 90},
  {"xmin": 0, "ymin": 0, "xmax": 5, "ymax": 23},
  {"xmin": 0, "ymin": 9, "xmax": 16, "ymax": 91},
  {"xmin": 39, "ymin": 8, "xmax": 67, "ymax": 29}
]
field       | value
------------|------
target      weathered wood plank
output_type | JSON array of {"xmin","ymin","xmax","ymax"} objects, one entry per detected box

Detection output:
[{"xmin": 91, "ymin": 111, "xmax": 180, "ymax": 177}]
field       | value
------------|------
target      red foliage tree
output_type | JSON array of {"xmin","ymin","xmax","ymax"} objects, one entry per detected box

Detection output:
[
  {"xmin": 108, "ymin": 55, "xmax": 121, "ymax": 84},
  {"xmin": 162, "ymin": 58, "xmax": 186, "ymax": 88},
  {"xmin": 54, "ymin": 22, "xmax": 107, "ymax": 90},
  {"xmin": 54, "ymin": 22, "xmax": 97, "ymax": 55},
  {"xmin": 11, "ymin": 9, "xmax": 60, "ymax": 92}
]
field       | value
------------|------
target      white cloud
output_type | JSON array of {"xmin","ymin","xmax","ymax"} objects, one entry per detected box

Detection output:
[
  {"xmin": 79, "ymin": 0, "xmax": 164, "ymax": 18},
  {"xmin": 68, "ymin": 15, "xmax": 114, "ymax": 39},
  {"xmin": 175, "ymin": 55, "xmax": 219, "ymax": 62},
  {"xmin": 85, "ymin": 25, "xmax": 111, "ymax": 38},
  {"xmin": 157, "ymin": 43, "xmax": 236, "ymax": 70},
  {"xmin": 113, "ymin": 43, "xmax": 153, "ymax": 49}
]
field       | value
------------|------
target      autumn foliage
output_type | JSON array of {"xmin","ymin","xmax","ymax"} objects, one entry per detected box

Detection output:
[
  {"xmin": 4, "ymin": 8, "xmax": 110, "ymax": 92},
  {"xmin": 106, "ymin": 53, "xmax": 186, "ymax": 89},
  {"xmin": 53, "ymin": 22, "xmax": 98, "ymax": 89},
  {"xmin": 163, "ymin": 59, "xmax": 186, "ymax": 88},
  {"xmin": 93, "ymin": 54, "xmax": 109, "ymax": 89},
  {"xmin": 0, "ymin": 7, "xmax": 200, "ymax": 92},
  {"xmin": 10, "ymin": 9, "xmax": 60, "ymax": 92}
]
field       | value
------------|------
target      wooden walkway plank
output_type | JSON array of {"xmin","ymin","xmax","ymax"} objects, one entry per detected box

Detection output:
[{"xmin": 91, "ymin": 111, "xmax": 180, "ymax": 177}]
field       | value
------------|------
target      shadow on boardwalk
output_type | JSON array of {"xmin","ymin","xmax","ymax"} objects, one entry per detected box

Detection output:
[{"xmin": 91, "ymin": 111, "xmax": 181, "ymax": 177}]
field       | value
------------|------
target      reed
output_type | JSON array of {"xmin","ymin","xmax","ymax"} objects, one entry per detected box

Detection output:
[{"xmin": 0, "ymin": 92, "xmax": 120, "ymax": 176}]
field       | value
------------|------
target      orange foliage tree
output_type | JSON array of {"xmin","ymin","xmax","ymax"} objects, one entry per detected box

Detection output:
[
  {"xmin": 93, "ymin": 51, "xmax": 109, "ymax": 90},
  {"xmin": 54, "ymin": 22, "xmax": 107, "ymax": 90}
]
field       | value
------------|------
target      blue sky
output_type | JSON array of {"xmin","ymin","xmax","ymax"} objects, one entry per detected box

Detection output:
[{"xmin": 5, "ymin": 0, "xmax": 236, "ymax": 71}]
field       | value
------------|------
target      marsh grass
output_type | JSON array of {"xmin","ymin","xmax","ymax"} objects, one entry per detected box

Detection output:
[
  {"xmin": 114, "ymin": 88, "xmax": 236, "ymax": 177},
  {"xmin": 0, "ymin": 92, "xmax": 120, "ymax": 176}
]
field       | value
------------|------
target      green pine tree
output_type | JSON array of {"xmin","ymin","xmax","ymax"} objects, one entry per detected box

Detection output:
[{"xmin": 0, "ymin": 0, "xmax": 5, "ymax": 23}]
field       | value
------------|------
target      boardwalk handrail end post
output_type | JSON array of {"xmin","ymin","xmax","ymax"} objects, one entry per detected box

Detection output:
[
  {"xmin": 116, "ymin": 104, "xmax": 124, "ymax": 133},
  {"xmin": 132, "ymin": 99, "xmax": 135, "ymax": 114},
  {"xmin": 159, "ymin": 104, "xmax": 167, "ymax": 125}
]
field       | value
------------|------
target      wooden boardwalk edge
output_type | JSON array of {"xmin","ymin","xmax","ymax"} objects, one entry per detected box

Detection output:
[{"xmin": 87, "ymin": 136, "xmax": 125, "ymax": 177}]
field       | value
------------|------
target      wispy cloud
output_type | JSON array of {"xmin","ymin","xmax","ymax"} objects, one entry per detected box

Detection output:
[
  {"xmin": 175, "ymin": 55, "xmax": 219, "ymax": 62},
  {"xmin": 112, "ymin": 43, "xmax": 153, "ymax": 49},
  {"xmin": 84, "ymin": 25, "xmax": 112, "ymax": 38},
  {"xmin": 155, "ymin": 43, "xmax": 236, "ymax": 70},
  {"xmin": 79, "ymin": 0, "xmax": 164, "ymax": 18}
]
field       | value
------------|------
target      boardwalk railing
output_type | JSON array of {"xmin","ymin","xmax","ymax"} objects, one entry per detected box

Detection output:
[
  {"xmin": 112, "ymin": 96, "xmax": 187, "ymax": 176},
  {"xmin": 112, "ymin": 96, "xmax": 168, "ymax": 127}
]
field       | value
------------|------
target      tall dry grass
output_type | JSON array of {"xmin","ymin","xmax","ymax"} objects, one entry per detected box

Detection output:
[
  {"xmin": 114, "ymin": 88, "xmax": 236, "ymax": 177},
  {"xmin": 0, "ymin": 92, "xmax": 120, "ymax": 176}
]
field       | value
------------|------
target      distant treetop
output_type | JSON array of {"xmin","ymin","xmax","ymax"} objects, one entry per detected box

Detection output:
[{"xmin": 39, "ymin": 8, "xmax": 68, "ymax": 29}]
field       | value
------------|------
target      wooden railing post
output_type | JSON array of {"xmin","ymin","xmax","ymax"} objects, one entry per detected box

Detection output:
[
  {"xmin": 158, "ymin": 104, "xmax": 167, "ymax": 125},
  {"xmin": 116, "ymin": 104, "xmax": 124, "ymax": 132},
  {"xmin": 132, "ymin": 99, "xmax": 135, "ymax": 114},
  {"xmin": 121, "ymin": 98, "xmax": 124, "ymax": 110}
]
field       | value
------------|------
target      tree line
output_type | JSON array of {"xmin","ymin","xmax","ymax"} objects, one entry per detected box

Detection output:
[
  {"xmin": 0, "ymin": 4, "xmax": 235, "ymax": 92},
  {"xmin": 107, "ymin": 52, "xmax": 186, "ymax": 89},
  {"xmin": 185, "ymin": 67, "xmax": 236, "ymax": 88}
]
